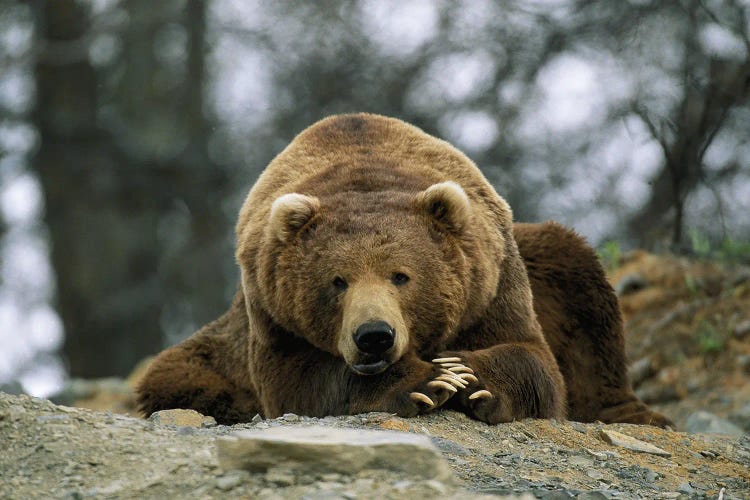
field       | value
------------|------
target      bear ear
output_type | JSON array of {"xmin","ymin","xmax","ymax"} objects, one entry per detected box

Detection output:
[
  {"xmin": 268, "ymin": 193, "xmax": 320, "ymax": 242},
  {"xmin": 415, "ymin": 181, "xmax": 471, "ymax": 233}
]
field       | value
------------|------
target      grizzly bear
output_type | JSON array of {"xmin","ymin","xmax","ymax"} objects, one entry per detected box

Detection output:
[{"xmin": 137, "ymin": 113, "xmax": 672, "ymax": 428}]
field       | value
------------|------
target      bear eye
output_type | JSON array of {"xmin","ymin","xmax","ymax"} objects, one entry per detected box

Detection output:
[
  {"xmin": 332, "ymin": 276, "xmax": 348, "ymax": 290},
  {"xmin": 391, "ymin": 272, "xmax": 410, "ymax": 286}
]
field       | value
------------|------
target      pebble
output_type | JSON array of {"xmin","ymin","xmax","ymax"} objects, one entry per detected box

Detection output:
[
  {"xmin": 215, "ymin": 474, "xmax": 243, "ymax": 491},
  {"xmin": 678, "ymin": 482, "xmax": 695, "ymax": 494},
  {"xmin": 733, "ymin": 320, "xmax": 750, "ymax": 339},
  {"xmin": 282, "ymin": 413, "xmax": 300, "ymax": 422},
  {"xmin": 586, "ymin": 469, "xmax": 604, "ymax": 480},
  {"xmin": 577, "ymin": 492, "xmax": 609, "ymax": 500},
  {"xmin": 147, "ymin": 409, "xmax": 216, "ymax": 428},
  {"xmin": 569, "ymin": 456, "xmax": 595, "ymax": 467}
]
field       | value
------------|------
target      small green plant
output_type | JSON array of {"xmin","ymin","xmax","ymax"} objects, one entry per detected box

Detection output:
[
  {"xmin": 684, "ymin": 274, "xmax": 702, "ymax": 295},
  {"xmin": 685, "ymin": 229, "xmax": 750, "ymax": 264},
  {"xmin": 697, "ymin": 322, "xmax": 724, "ymax": 354},
  {"xmin": 688, "ymin": 229, "xmax": 712, "ymax": 259},
  {"xmin": 597, "ymin": 240, "xmax": 622, "ymax": 271},
  {"xmin": 717, "ymin": 238, "xmax": 750, "ymax": 264}
]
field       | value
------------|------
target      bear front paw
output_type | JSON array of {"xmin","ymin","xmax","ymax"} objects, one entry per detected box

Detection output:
[
  {"xmin": 434, "ymin": 353, "xmax": 513, "ymax": 424},
  {"xmin": 385, "ymin": 360, "xmax": 467, "ymax": 417}
]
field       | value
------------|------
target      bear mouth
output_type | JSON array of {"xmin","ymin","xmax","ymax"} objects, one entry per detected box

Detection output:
[{"xmin": 350, "ymin": 358, "xmax": 390, "ymax": 376}]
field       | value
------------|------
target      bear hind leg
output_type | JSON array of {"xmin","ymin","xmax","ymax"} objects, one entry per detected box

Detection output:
[{"xmin": 137, "ymin": 336, "xmax": 261, "ymax": 425}]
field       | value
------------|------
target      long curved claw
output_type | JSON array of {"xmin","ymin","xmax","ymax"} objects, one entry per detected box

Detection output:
[
  {"xmin": 447, "ymin": 366, "xmax": 474, "ymax": 374},
  {"xmin": 438, "ymin": 362, "xmax": 464, "ymax": 368},
  {"xmin": 435, "ymin": 375, "xmax": 467, "ymax": 388},
  {"xmin": 468, "ymin": 389, "xmax": 493, "ymax": 400},
  {"xmin": 457, "ymin": 373, "xmax": 479, "ymax": 384},
  {"xmin": 432, "ymin": 357, "xmax": 462, "ymax": 363},
  {"xmin": 410, "ymin": 392, "xmax": 435, "ymax": 408},
  {"xmin": 427, "ymin": 380, "xmax": 458, "ymax": 393}
]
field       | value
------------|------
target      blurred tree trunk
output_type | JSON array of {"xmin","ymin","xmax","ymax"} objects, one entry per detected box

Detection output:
[
  {"xmin": 626, "ymin": 1, "xmax": 750, "ymax": 250},
  {"xmin": 32, "ymin": 0, "xmax": 232, "ymax": 378}
]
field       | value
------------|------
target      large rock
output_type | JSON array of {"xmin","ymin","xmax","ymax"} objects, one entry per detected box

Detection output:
[{"xmin": 216, "ymin": 425, "xmax": 453, "ymax": 481}]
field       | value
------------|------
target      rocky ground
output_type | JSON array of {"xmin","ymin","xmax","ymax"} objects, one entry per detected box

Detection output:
[
  {"xmin": 1, "ymin": 392, "xmax": 748, "ymax": 499},
  {"xmin": 611, "ymin": 251, "xmax": 750, "ymax": 433},
  {"xmin": 2, "ymin": 251, "xmax": 749, "ymax": 499}
]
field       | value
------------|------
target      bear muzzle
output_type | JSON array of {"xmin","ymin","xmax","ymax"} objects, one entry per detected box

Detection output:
[
  {"xmin": 350, "ymin": 321, "xmax": 395, "ymax": 375},
  {"xmin": 338, "ymin": 281, "xmax": 408, "ymax": 375}
]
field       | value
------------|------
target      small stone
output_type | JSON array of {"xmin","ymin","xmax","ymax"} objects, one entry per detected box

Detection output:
[
  {"xmin": 569, "ymin": 456, "xmax": 595, "ymax": 467},
  {"xmin": 378, "ymin": 418, "xmax": 411, "ymax": 432},
  {"xmin": 430, "ymin": 437, "xmax": 470, "ymax": 456},
  {"xmin": 577, "ymin": 493, "xmax": 609, "ymax": 500},
  {"xmin": 148, "ymin": 409, "xmax": 217, "ymax": 428},
  {"xmin": 251, "ymin": 414, "xmax": 263, "ymax": 423},
  {"xmin": 599, "ymin": 429, "xmax": 671, "ymax": 457},
  {"xmin": 685, "ymin": 411, "xmax": 744, "ymax": 437},
  {"xmin": 734, "ymin": 320, "xmax": 750, "ymax": 339},
  {"xmin": 216, "ymin": 425, "xmax": 453, "ymax": 480},
  {"xmin": 584, "ymin": 449, "xmax": 609, "ymax": 461},
  {"xmin": 678, "ymin": 482, "xmax": 695, "ymax": 494},
  {"xmin": 281, "ymin": 413, "xmax": 299, "ymax": 422},
  {"xmin": 215, "ymin": 474, "xmax": 243, "ymax": 491},
  {"xmin": 644, "ymin": 469, "xmax": 658, "ymax": 482},
  {"xmin": 569, "ymin": 422, "xmax": 588, "ymax": 433},
  {"xmin": 586, "ymin": 469, "xmax": 604, "ymax": 480},
  {"xmin": 424, "ymin": 479, "xmax": 448, "ymax": 494}
]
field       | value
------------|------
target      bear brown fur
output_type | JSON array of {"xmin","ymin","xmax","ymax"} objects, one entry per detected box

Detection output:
[{"xmin": 137, "ymin": 113, "xmax": 671, "ymax": 427}]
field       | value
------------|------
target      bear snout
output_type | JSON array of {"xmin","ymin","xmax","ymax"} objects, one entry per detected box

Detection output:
[{"xmin": 353, "ymin": 321, "xmax": 395, "ymax": 355}]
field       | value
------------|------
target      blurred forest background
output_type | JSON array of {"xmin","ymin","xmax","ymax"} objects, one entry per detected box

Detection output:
[{"xmin": 0, "ymin": 0, "xmax": 748, "ymax": 396}]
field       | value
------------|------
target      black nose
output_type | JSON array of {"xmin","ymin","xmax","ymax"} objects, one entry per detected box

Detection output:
[{"xmin": 353, "ymin": 321, "xmax": 395, "ymax": 354}]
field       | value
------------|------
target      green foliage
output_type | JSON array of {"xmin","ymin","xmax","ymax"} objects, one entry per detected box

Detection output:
[
  {"xmin": 687, "ymin": 230, "xmax": 750, "ymax": 265},
  {"xmin": 697, "ymin": 322, "xmax": 724, "ymax": 354},
  {"xmin": 688, "ymin": 230, "xmax": 712, "ymax": 259},
  {"xmin": 597, "ymin": 240, "xmax": 622, "ymax": 272},
  {"xmin": 684, "ymin": 274, "xmax": 702, "ymax": 295},
  {"xmin": 717, "ymin": 238, "xmax": 750, "ymax": 264}
]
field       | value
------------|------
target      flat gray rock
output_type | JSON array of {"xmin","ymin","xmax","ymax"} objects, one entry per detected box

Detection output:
[
  {"xmin": 599, "ymin": 429, "xmax": 671, "ymax": 457},
  {"xmin": 216, "ymin": 425, "xmax": 453, "ymax": 481}
]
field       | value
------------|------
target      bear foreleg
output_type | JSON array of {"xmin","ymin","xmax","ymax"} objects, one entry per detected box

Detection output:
[{"xmin": 438, "ymin": 343, "xmax": 567, "ymax": 424}]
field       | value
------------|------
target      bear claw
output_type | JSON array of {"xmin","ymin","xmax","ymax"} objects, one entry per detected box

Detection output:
[
  {"xmin": 435, "ymin": 374, "xmax": 466, "ymax": 388},
  {"xmin": 410, "ymin": 392, "xmax": 435, "ymax": 407},
  {"xmin": 427, "ymin": 380, "xmax": 458, "ymax": 393},
  {"xmin": 432, "ymin": 357, "xmax": 462, "ymax": 363},
  {"xmin": 447, "ymin": 366, "xmax": 474, "ymax": 374},
  {"xmin": 457, "ymin": 373, "xmax": 479, "ymax": 384},
  {"xmin": 469, "ymin": 389, "xmax": 493, "ymax": 400}
]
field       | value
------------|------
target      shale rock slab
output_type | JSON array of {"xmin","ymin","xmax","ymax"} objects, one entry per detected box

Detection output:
[{"xmin": 217, "ymin": 425, "xmax": 453, "ymax": 480}]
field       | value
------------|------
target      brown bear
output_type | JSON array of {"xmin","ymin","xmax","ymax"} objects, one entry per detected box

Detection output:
[{"xmin": 137, "ymin": 113, "xmax": 672, "ymax": 428}]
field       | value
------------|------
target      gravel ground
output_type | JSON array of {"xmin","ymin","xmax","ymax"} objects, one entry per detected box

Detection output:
[{"xmin": 1, "ymin": 392, "xmax": 748, "ymax": 499}]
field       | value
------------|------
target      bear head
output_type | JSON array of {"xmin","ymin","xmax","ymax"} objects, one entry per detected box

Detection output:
[{"xmin": 237, "ymin": 114, "xmax": 510, "ymax": 376}]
